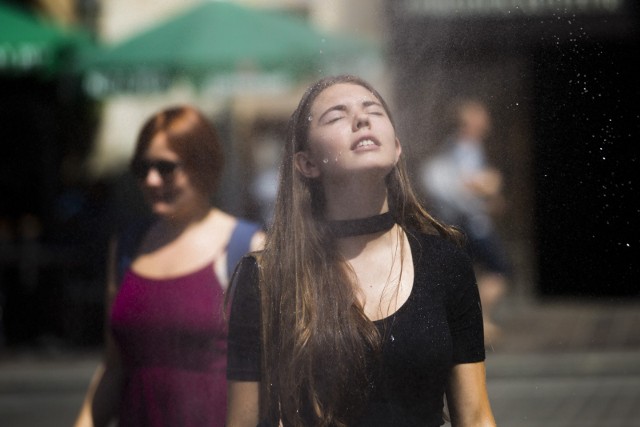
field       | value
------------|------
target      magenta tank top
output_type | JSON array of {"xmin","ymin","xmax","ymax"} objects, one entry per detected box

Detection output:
[{"xmin": 111, "ymin": 262, "xmax": 227, "ymax": 427}]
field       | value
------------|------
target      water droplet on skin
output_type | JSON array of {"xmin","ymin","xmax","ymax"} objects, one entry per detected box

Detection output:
[{"xmin": 323, "ymin": 158, "xmax": 329, "ymax": 164}]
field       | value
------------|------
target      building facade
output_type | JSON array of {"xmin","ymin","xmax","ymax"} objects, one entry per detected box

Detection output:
[{"xmin": 385, "ymin": 0, "xmax": 639, "ymax": 298}]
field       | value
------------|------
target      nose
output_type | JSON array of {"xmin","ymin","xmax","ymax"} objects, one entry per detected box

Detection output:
[
  {"xmin": 352, "ymin": 110, "xmax": 370, "ymax": 131},
  {"xmin": 143, "ymin": 167, "xmax": 164, "ymax": 187}
]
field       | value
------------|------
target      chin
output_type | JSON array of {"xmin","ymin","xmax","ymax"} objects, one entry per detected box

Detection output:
[
  {"xmin": 361, "ymin": 162, "xmax": 396, "ymax": 176},
  {"xmin": 150, "ymin": 204, "xmax": 174, "ymax": 217}
]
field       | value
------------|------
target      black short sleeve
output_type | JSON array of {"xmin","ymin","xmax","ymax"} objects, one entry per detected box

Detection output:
[
  {"xmin": 226, "ymin": 255, "xmax": 262, "ymax": 381},
  {"xmin": 445, "ymin": 246, "xmax": 485, "ymax": 363}
]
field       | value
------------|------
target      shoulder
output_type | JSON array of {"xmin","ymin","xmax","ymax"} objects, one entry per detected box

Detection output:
[
  {"xmin": 214, "ymin": 211, "xmax": 263, "ymax": 237},
  {"xmin": 227, "ymin": 253, "xmax": 263, "ymax": 319},
  {"xmin": 407, "ymin": 230, "xmax": 476, "ymax": 291},
  {"xmin": 229, "ymin": 253, "xmax": 262, "ymax": 294},
  {"xmin": 202, "ymin": 209, "xmax": 264, "ymax": 248},
  {"xmin": 205, "ymin": 209, "xmax": 238, "ymax": 234},
  {"xmin": 408, "ymin": 230, "xmax": 471, "ymax": 266},
  {"xmin": 236, "ymin": 252, "xmax": 261, "ymax": 272},
  {"xmin": 232, "ymin": 218, "xmax": 266, "ymax": 251}
]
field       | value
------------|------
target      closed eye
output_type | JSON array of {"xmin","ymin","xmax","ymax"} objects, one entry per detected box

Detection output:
[
  {"xmin": 364, "ymin": 103, "xmax": 386, "ymax": 116},
  {"xmin": 323, "ymin": 114, "xmax": 344, "ymax": 124}
]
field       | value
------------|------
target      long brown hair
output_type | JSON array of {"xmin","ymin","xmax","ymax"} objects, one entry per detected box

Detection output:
[{"xmin": 259, "ymin": 75, "xmax": 461, "ymax": 426}]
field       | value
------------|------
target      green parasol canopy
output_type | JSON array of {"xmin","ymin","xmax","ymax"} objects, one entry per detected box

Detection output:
[
  {"xmin": 0, "ymin": 3, "xmax": 91, "ymax": 76},
  {"xmin": 77, "ymin": 1, "xmax": 380, "ymax": 96}
]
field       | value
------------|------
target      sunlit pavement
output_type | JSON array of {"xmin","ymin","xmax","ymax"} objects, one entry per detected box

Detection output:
[
  {"xmin": 486, "ymin": 351, "xmax": 640, "ymax": 426},
  {"xmin": 0, "ymin": 351, "xmax": 98, "ymax": 427},
  {"xmin": 0, "ymin": 298, "xmax": 639, "ymax": 427},
  {"xmin": 484, "ymin": 298, "xmax": 640, "ymax": 427}
]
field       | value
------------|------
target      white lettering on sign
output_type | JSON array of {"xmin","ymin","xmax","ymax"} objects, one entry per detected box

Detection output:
[
  {"xmin": 0, "ymin": 44, "xmax": 46, "ymax": 70},
  {"xmin": 404, "ymin": 0, "xmax": 623, "ymax": 16}
]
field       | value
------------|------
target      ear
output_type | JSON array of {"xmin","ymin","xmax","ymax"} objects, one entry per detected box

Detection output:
[{"xmin": 294, "ymin": 150, "xmax": 321, "ymax": 178}]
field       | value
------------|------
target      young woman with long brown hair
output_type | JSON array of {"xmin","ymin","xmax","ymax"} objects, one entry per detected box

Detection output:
[{"xmin": 226, "ymin": 75, "xmax": 496, "ymax": 427}]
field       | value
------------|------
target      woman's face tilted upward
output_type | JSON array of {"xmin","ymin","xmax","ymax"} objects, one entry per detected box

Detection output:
[{"xmin": 294, "ymin": 83, "xmax": 401, "ymax": 184}]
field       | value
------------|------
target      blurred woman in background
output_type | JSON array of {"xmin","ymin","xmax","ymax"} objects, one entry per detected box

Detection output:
[{"xmin": 75, "ymin": 105, "xmax": 264, "ymax": 427}]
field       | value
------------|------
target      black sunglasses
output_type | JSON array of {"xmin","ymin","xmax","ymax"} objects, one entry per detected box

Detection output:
[{"xmin": 132, "ymin": 159, "xmax": 182, "ymax": 180}]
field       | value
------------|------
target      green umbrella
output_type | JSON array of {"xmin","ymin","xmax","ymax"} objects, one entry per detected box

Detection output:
[
  {"xmin": 0, "ymin": 3, "xmax": 90, "ymax": 76},
  {"xmin": 77, "ymin": 1, "xmax": 379, "ymax": 95}
]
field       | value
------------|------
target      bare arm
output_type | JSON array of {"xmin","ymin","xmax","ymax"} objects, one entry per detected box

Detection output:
[
  {"xmin": 466, "ymin": 168, "xmax": 506, "ymax": 215},
  {"xmin": 226, "ymin": 381, "xmax": 260, "ymax": 427},
  {"xmin": 74, "ymin": 361, "xmax": 123, "ymax": 427},
  {"xmin": 467, "ymin": 168, "xmax": 503, "ymax": 198},
  {"xmin": 446, "ymin": 362, "xmax": 496, "ymax": 427},
  {"xmin": 249, "ymin": 230, "xmax": 266, "ymax": 252},
  {"xmin": 74, "ymin": 237, "xmax": 124, "ymax": 427}
]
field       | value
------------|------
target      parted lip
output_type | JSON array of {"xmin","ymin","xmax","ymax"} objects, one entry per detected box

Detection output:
[{"xmin": 351, "ymin": 135, "xmax": 380, "ymax": 150}]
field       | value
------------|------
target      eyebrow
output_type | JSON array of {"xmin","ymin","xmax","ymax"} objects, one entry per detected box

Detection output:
[{"xmin": 317, "ymin": 100, "xmax": 384, "ymax": 123}]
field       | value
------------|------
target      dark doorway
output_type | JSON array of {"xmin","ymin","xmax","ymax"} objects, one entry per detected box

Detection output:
[{"xmin": 532, "ymin": 38, "xmax": 639, "ymax": 298}]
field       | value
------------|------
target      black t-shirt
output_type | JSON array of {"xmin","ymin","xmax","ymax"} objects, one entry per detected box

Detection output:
[{"xmin": 227, "ymin": 231, "xmax": 485, "ymax": 427}]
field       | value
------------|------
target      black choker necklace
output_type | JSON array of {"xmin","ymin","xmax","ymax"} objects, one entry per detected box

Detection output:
[{"xmin": 328, "ymin": 211, "xmax": 395, "ymax": 238}]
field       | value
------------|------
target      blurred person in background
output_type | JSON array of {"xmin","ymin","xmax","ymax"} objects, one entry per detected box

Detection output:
[
  {"xmin": 74, "ymin": 105, "xmax": 264, "ymax": 427},
  {"xmin": 249, "ymin": 134, "xmax": 282, "ymax": 227},
  {"xmin": 226, "ymin": 75, "xmax": 495, "ymax": 427},
  {"xmin": 420, "ymin": 98, "xmax": 511, "ymax": 345}
]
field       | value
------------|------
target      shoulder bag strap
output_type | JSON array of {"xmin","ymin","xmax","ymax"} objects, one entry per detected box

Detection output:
[{"xmin": 227, "ymin": 219, "xmax": 262, "ymax": 275}]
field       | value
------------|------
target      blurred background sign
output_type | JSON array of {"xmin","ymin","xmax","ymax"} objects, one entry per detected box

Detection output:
[
  {"xmin": 75, "ymin": 1, "xmax": 380, "ymax": 97},
  {"xmin": 0, "ymin": 3, "xmax": 90, "ymax": 76}
]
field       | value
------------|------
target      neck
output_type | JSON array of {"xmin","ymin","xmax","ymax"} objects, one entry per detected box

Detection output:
[
  {"xmin": 163, "ymin": 204, "xmax": 212, "ymax": 232},
  {"xmin": 322, "ymin": 174, "xmax": 389, "ymax": 219}
]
